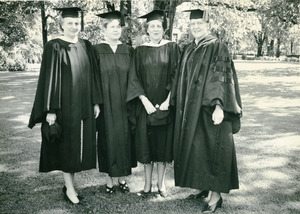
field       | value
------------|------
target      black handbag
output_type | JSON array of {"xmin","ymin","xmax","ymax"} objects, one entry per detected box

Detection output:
[
  {"xmin": 147, "ymin": 109, "xmax": 171, "ymax": 126},
  {"xmin": 42, "ymin": 122, "xmax": 62, "ymax": 143}
]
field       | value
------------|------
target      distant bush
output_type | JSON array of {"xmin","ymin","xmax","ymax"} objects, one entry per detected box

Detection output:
[
  {"xmin": 0, "ymin": 47, "xmax": 8, "ymax": 71},
  {"xmin": 6, "ymin": 58, "xmax": 27, "ymax": 71},
  {"xmin": 242, "ymin": 54, "xmax": 247, "ymax": 60}
]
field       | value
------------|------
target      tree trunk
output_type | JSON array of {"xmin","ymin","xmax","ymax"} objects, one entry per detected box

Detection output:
[
  {"xmin": 40, "ymin": 1, "xmax": 47, "ymax": 48},
  {"xmin": 276, "ymin": 38, "xmax": 281, "ymax": 58},
  {"xmin": 105, "ymin": 1, "xmax": 115, "ymax": 11},
  {"xmin": 257, "ymin": 43, "xmax": 263, "ymax": 57},
  {"xmin": 290, "ymin": 40, "xmax": 293, "ymax": 54},
  {"xmin": 153, "ymin": 0, "xmax": 179, "ymax": 40},
  {"xmin": 120, "ymin": 0, "xmax": 132, "ymax": 45},
  {"xmin": 254, "ymin": 32, "xmax": 265, "ymax": 57},
  {"xmin": 267, "ymin": 39, "xmax": 274, "ymax": 56},
  {"xmin": 168, "ymin": 0, "xmax": 178, "ymax": 41}
]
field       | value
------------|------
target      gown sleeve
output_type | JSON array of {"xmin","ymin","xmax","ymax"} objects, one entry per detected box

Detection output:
[
  {"xmin": 170, "ymin": 44, "xmax": 189, "ymax": 107},
  {"xmin": 166, "ymin": 42, "xmax": 181, "ymax": 91},
  {"xmin": 126, "ymin": 48, "xmax": 146, "ymax": 102},
  {"xmin": 28, "ymin": 41, "xmax": 62, "ymax": 128},
  {"xmin": 202, "ymin": 41, "xmax": 242, "ymax": 116},
  {"xmin": 85, "ymin": 40, "xmax": 103, "ymax": 105}
]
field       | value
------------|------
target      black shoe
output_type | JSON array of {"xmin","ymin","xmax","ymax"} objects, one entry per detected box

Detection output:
[
  {"xmin": 63, "ymin": 188, "xmax": 80, "ymax": 204},
  {"xmin": 157, "ymin": 189, "xmax": 168, "ymax": 198},
  {"xmin": 186, "ymin": 190, "xmax": 209, "ymax": 200},
  {"xmin": 137, "ymin": 189, "xmax": 151, "ymax": 197},
  {"xmin": 105, "ymin": 185, "xmax": 116, "ymax": 194},
  {"xmin": 156, "ymin": 184, "xmax": 167, "ymax": 198},
  {"xmin": 118, "ymin": 181, "xmax": 130, "ymax": 193},
  {"xmin": 62, "ymin": 186, "xmax": 67, "ymax": 194},
  {"xmin": 202, "ymin": 196, "xmax": 223, "ymax": 213},
  {"xmin": 63, "ymin": 186, "xmax": 83, "ymax": 200}
]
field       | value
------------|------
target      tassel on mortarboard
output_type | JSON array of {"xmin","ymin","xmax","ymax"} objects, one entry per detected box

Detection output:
[
  {"xmin": 81, "ymin": 10, "xmax": 84, "ymax": 31},
  {"xmin": 163, "ymin": 10, "xmax": 168, "ymax": 30},
  {"xmin": 203, "ymin": 10, "xmax": 209, "ymax": 22}
]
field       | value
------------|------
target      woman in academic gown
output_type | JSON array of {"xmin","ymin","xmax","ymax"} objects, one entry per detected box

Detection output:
[
  {"xmin": 127, "ymin": 10, "xmax": 180, "ymax": 197},
  {"xmin": 172, "ymin": 9, "xmax": 242, "ymax": 213},
  {"xmin": 28, "ymin": 7, "xmax": 102, "ymax": 204},
  {"xmin": 94, "ymin": 11, "xmax": 136, "ymax": 194}
]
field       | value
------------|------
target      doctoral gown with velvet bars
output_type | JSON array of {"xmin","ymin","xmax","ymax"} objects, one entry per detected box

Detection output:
[
  {"xmin": 94, "ymin": 43, "xmax": 137, "ymax": 177},
  {"xmin": 127, "ymin": 41, "xmax": 180, "ymax": 164},
  {"xmin": 172, "ymin": 35, "xmax": 242, "ymax": 193},
  {"xmin": 28, "ymin": 38, "xmax": 102, "ymax": 173}
]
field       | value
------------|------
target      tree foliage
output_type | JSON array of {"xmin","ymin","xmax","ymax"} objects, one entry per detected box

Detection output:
[{"xmin": 1, "ymin": 0, "xmax": 299, "ymax": 71}]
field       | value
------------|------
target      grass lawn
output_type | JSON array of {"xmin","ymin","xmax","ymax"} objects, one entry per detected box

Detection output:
[{"xmin": 0, "ymin": 61, "xmax": 299, "ymax": 214}]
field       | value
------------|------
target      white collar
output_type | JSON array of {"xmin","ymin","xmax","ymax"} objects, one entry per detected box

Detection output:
[
  {"xmin": 140, "ymin": 39, "xmax": 171, "ymax": 47},
  {"xmin": 100, "ymin": 40, "xmax": 122, "ymax": 45},
  {"xmin": 58, "ymin": 36, "xmax": 78, "ymax": 43}
]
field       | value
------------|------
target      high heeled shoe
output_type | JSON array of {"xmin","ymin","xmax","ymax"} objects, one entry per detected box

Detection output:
[
  {"xmin": 63, "ymin": 186, "xmax": 83, "ymax": 200},
  {"xmin": 118, "ymin": 181, "xmax": 130, "ymax": 193},
  {"xmin": 63, "ymin": 187, "xmax": 80, "ymax": 204},
  {"xmin": 156, "ymin": 184, "xmax": 167, "ymax": 198},
  {"xmin": 158, "ymin": 189, "xmax": 168, "ymax": 198},
  {"xmin": 105, "ymin": 185, "xmax": 116, "ymax": 194},
  {"xmin": 202, "ymin": 196, "xmax": 223, "ymax": 213},
  {"xmin": 137, "ymin": 188, "xmax": 152, "ymax": 197},
  {"xmin": 186, "ymin": 190, "xmax": 209, "ymax": 200}
]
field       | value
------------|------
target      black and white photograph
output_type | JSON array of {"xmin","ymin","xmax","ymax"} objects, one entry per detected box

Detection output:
[{"xmin": 0, "ymin": 0, "xmax": 299, "ymax": 213}]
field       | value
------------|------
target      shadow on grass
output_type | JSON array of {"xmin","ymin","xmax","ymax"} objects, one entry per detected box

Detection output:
[{"xmin": 1, "ymin": 63, "xmax": 300, "ymax": 213}]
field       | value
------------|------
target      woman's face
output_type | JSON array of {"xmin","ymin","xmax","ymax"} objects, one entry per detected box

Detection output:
[
  {"xmin": 147, "ymin": 20, "xmax": 163, "ymax": 42},
  {"xmin": 104, "ymin": 19, "xmax": 121, "ymax": 41},
  {"xmin": 61, "ymin": 17, "xmax": 80, "ymax": 38},
  {"xmin": 190, "ymin": 18, "xmax": 209, "ymax": 39}
]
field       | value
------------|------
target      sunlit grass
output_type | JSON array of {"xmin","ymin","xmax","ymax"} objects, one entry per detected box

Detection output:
[{"xmin": 0, "ymin": 62, "xmax": 300, "ymax": 213}]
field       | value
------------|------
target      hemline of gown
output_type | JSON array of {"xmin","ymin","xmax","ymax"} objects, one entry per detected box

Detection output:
[
  {"xmin": 174, "ymin": 182, "xmax": 238, "ymax": 194},
  {"xmin": 39, "ymin": 166, "xmax": 96, "ymax": 173}
]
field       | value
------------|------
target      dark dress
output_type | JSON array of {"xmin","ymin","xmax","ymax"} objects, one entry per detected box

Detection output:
[
  {"xmin": 28, "ymin": 38, "xmax": 102, "ymax": 173},
  {"xmin": 172, "ymin": 35, "xmax": 242, "ymax": 193},
  {"xmin": 94, "ymin": 42, "xmax": 136, "ymax": 177},
  {"xmin": 127, "ymin": 41, "xmax": 180, "ymax": 164}
]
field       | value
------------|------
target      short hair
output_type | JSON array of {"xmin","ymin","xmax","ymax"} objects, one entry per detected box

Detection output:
[
  {"xmin": 57, "ymin": 16, "xmax": 81, "ymax": 32},
  {"xmin": 102, "ymin": 18, "xmax": 121, "ymax": 28}
]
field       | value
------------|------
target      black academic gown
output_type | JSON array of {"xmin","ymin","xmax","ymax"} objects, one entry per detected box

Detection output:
[
  {"xmin": 127, "ymin": 41, "xmax": 180, "ymax": 164},
  {"xmin": 172, "ymin": 35, "xmax": 242, "ymax": 193},
  {"xmin": 28, "ymin": 38, "xmax": 102, "ymax": 173},
  {"xmin": 94, "ymin": 42, "xmax": 136, "ymax": 177}
]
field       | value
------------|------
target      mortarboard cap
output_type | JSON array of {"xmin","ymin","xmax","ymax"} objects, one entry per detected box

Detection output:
[
  {"xmin": 139, "ymin": 10, "xmax": 167, "ymax": 29},
  {"xmin": 139, "ymin": 10, "xmax": 165, "ymax": 22},
  {"xmin": 96, "ymin": 10, "xmax": 122, "ymax": 19},
  {"xmin": 54, "ymin": 7, "xmax": 82, "ymax": 18},
  {"xmin": 183, "ymin": 9, "xmax": 209, "ymax": 21},
  {"xmin": 96, "ymin": 10, "xmax": 126, "ymax": 26},
  {"xmin": 54, "ymin": 7, "xmax": 84, "ymax": 31}
]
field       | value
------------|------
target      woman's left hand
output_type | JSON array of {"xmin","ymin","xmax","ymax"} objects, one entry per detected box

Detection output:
[
  {"xmin": 94, "ymin": 104, "xmax": 100, "ymax": 118},
  {"xmin": 212, "ymin": 105, "xmax": 224, "ymax": 125},
  {"xmin": 159, "ymin": 93, "xmax": 171, "ymax": 111}
]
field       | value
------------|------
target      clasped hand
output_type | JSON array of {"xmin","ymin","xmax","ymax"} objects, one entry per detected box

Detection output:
[
  {"xmin": 141, "ymin": 97, "xmax": 156, "ymax": 114},
  {"xmin": 46, "ymin": 113, "xmax": 56, "ymax": 125},
  {"xmin": 159, "ymin": 99, "xmax": 169, "ymax": 111},
  {"xmin": 46, "ymin": 104, "xmax": 100, "ymax": 125},
  {"xmin": 141, "ymin": 96, "xmax": 170, "ymax": 114},
  {"xmin": 94, "ymin": 104, "xmax": 100, "ymax": 118},
  {"xmin": 212, "ymin": 105, "xmax": 224, "ymax": 125}
]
